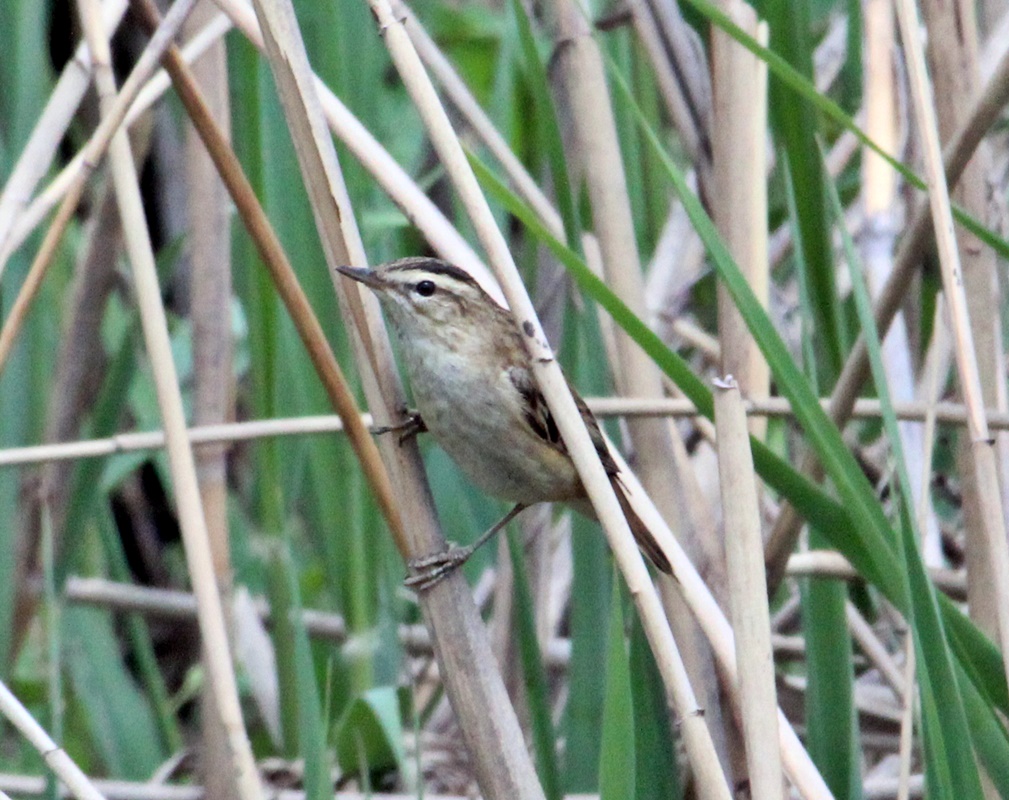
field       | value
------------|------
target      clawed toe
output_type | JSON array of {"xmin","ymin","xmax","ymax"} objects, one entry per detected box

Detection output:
[
  {"xmin": 404, "ymin": 546, "xmax": 474, "ymax": 591},
  {"xmin": 402, "ymin": 504, "xmax": 530, "ymax": 591},
  {"xmin": 371, "ymin": 411, "xmax": 426, "ymax": 444}
]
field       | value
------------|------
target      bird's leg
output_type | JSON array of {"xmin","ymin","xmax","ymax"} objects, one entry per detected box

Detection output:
[
  {"xmin": 371, "ymin": 410, "xmax": 427, "ymax": 444},
  {"xmin": 405, "ymin": 503, "xmax": 529, "ymax": 591}
]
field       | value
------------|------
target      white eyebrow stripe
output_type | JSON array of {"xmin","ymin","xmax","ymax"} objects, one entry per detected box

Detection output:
[{"xmin": 387, "ymin": 270, "xmax": 482, "ymax": 298}]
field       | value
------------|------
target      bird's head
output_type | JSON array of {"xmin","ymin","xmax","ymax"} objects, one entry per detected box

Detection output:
[{"xmin": 336, "ymin": 258, "xmax": 505, "ymax": 339}]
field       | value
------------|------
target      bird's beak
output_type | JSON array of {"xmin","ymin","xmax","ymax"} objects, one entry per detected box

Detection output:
[{"xmin": 335, "ymin": 265, "xmax": 384, "ymax": 290}]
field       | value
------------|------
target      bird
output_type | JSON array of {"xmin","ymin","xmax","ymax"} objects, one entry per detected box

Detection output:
[{"xmin": 336, "ymin": 257, "xmax": 672, "ymax": 588}]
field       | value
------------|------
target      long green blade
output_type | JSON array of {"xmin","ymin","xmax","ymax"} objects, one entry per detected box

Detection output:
[
  {"xmin": 508, "ymin": 530, "xmax": 563, "ymax": 800},
  {"xmin": 826, "ymin": 151, "xmax": 984, "ymax": 798}
]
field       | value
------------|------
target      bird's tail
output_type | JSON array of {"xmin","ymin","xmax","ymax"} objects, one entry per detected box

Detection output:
[{"xmin": 612, "ymin": 478, "xmax": 673, "ymax": 575}]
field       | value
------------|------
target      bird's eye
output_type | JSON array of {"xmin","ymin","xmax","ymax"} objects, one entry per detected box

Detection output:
[{"xmin": 415, "ymin": 280, "xmax": 436, "ymax": 297}]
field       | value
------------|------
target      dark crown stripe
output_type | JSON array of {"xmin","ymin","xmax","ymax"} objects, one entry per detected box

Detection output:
[{"xmin": 386, "ymin": 257, "xmax": 480, "ymax": 289}]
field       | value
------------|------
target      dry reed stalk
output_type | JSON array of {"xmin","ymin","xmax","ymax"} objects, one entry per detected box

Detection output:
[
  {"xmin": 764, "ymin": 38, "xmax": 1009, "ymax": 589},
  {"xmin": 923, "ymin": 0, "xmax": 1009, "ymax": 686},
  {"xmin": 897, "ymin": 300, "xmax": 950, "ymax": 799},
  {"xmin": 644, "ymin": 178, "xmax": 708, "ymax": 340},
  {"xmin": 57, "ymin": 573, "xmax": 803, "ymax": 669},
  {"xmin": 860, "ymin": 8, "xmax": 924, "ymax": 792},
  {"xmin": 671, "ymin": 317, "xmax": 721, "ymax": 360},
  {"xmin": 130, "ymin": 0, "xmax": 405, "ymax": 553},
  {"xmin": 0, "ymin": 0, "xmax": 208, "ymax": 375},
  {"xmin": 0, "ymin": 0, "xmax": 127, "ymax": 267},
  {"xmin": 0, "ymin": 416, "xmax": 364, "ymax": 466},
  {"xmin": 2, "ymin": 15, "xmax": 231, "ymax": 262},
  {"xmin": 861, "ymin": 0, "xmax": 944, "ymax": 566},
  {"xmin": 779, "ymin": 674, "xmax": 905, "ymax": 726},
  {"xmin": 786, "ymin": 551, "xmax": 966, "ymax": 598},
  {"xmin": 75, "ymin": 1, "xmax": 263, "ymax": 797},
  {"xmin": 239, "ymin": 0, "xmax": 545, "ymax": 796},
  {"xmin": 7, "ymin": 0, "xmax": 488, "ymax": 296},
  {"xmin": 212, "ymin": 0, "xmax": 492, "ymax": 291},
  {"xmin": 0, "ymin": 681, "xmax": 106, "ymax": 800},
  {"xmin": 182, "ymin": 0, "xmax": 233, "ymax": 577},
  {"xmin": 589, "ymin": 239, "xmax": 715, "ymax": 577},
  {"xmin": 0, "ymin": 770, "xmax": 558, "ymax": 800},
  {"xmin": 607, "ymin": 445, "xmax": 833, "ymax": 800},
  {"xmin": 364, "ymin": 0, "xmax": 735, "ymax": 794},
  {"xmin": 844, "ymin": 603, "xmax": 906, "ymax": 699},
  {"xmin": 57, "ymin": 574, "xmax": 810, "ymax": 670},
  {"xmin": 860, "ymin": 13, "xmax": 923, "ymax": 791},
  {"xmin": 628, "ymin": 0, "xmax": 710, "ymax": 179},
  {"xmin": 708, "ymin": 25, "xmax": 771, "ymax": 783},
  {"xmin": 10, "ymin": 177, "xmax": 123, "ymax": 658},
  {"xmin": 712, "ymin": 2, "xmax": 769, "ymax": 437},
  {"xmin": 60, "ymin": 575, "xmax": 570, "ymax": 664},
  {"xmin": 637, "ymin": 0, "xmax": 711, "ymax": 172},
  {"xmin": 895, "ymin": 0, "xmax": 1009, "ymax": 694},
  {"xmin": 713, "ymin": 387, "xmax": 996, "ymax": 431},
  {"xmin": 390, "ymin": 0, "xmax": 562, "ymax": 238},
  {"xmin": 602, "ymin": 390, "xmax": 723, "ymax": 742},
  {"xmin": 592, "ymin": 396, "xmax": 1009, "ymax": 426},
  {"xmin": 714, "ymin": 378, "xmax": 784, "ymax": 800},
  {"xmin": 177, "ymin": 0, "xmax": 237, "ymax": 795},
  {"xmin": 952, "ymin": 41, "xmax": 1009, "ymax": 196},
  {"xmin": 548, "ymin": 0, "xmax": 731, "ymax": 772},
  {"xmin": 981, "ymin": 8, "xmax": 1009, "ymax": 73},
  {"xmin": 6, "ymin": 396, "xmax": 1009, "ymax": 470}
]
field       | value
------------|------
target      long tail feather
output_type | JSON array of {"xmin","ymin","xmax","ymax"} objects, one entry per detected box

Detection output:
[{"xmin": 612, "ymin": 479, "xmax": 673, "ymax": 575}]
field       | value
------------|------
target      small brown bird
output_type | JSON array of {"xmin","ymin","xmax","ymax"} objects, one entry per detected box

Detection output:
[{"xmin": 337, "ymin": 257, "xmax": 671, "ymax": 587}]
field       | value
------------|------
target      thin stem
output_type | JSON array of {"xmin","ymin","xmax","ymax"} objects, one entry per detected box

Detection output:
[
  {"xmin": 74, "ymin": 1, "xmax": 263, "ymax": 797},
  {"xmin": 243, "ymin": 1, "xmax": 546, "ymax": 797},
  {"xmin": 130, "ymin": 0, "xmax": 405, "ymax": 553},
  {"xmin": 715, "ymin": 378, "xmax": 783, "ymax": 800},
  {"xmin": 894, "ymin": 0, "xmax": 1009, "ymax": 694},
  {"xmin": 0, "ymin": 680, "xmax": 106, "ymax": 800}
]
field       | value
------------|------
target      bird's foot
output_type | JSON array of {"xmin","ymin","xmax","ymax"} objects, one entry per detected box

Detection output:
[
  {"xmin": 403, "ymin": 504, "xmax": 529, "ymax": 591},
  {"xmin": 404, "ymin": 545, "xmax": 475, "ymax": 592},
  {"xmin": 371, "ymin": 410, "xmax": 427, "ymax": 444}
]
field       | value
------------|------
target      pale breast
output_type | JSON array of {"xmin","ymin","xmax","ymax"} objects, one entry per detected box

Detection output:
[{"xmin": 403, "ymin": 340, "xmax": 581, "ymax": 504}]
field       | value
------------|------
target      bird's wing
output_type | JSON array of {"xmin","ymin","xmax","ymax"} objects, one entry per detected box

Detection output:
[{"xmin": 508, "ymin": 365, "xmax": 620, "ymax": 478}]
